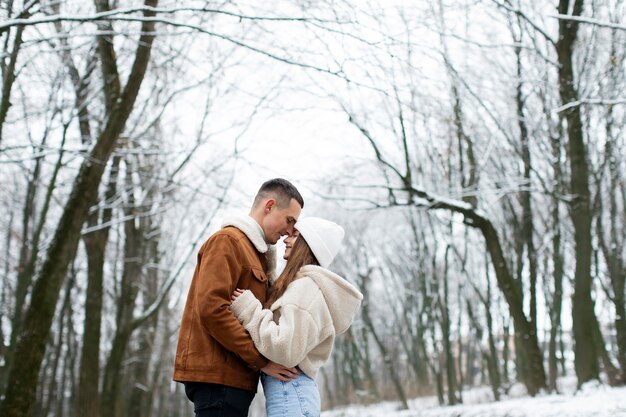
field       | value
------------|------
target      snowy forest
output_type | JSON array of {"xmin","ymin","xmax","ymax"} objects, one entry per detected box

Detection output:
[{"xmin": 0, "ymin": 1, "xmax": 624, "ymax": 417}]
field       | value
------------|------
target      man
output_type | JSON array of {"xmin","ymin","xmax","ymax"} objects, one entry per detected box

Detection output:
[{"xmin": 174, "ymin": 178, "xmax": 304, "ymax": 417}]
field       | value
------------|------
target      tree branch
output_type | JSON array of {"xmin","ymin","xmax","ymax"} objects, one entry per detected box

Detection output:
[
  {"xmin": 490, "ymin": 0, "xmax": 555, "ymax": 46},
  {"xmin": 550, "ymin": 13, "xmax": 626, "ymax": 31},
  {"xmin": 554, "ymin": 98, "xmax": 626, "ymax": 113},
  {"xmin": 0, "ymin": 6, "xmax": 335, "ymax": 31}
]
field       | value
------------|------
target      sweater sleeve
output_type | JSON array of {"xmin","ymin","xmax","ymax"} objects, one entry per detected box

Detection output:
[
  {"xmin": 196, "ymin": 235, "xmax": 268, "ymax": 370},
  {"xmin": 230, "ymin": 290, "xmax": 322, "ymax": 368}
]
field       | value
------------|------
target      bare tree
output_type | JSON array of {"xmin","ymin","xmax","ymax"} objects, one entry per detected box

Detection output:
[{"xmin": 0, "ymin": 1, "xmax": 159, "ymax": 415}]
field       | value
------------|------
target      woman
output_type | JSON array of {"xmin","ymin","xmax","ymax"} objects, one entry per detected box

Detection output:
[{"xmin": 230, "ymin": 217, "xmax": 363, "ymax": 417}]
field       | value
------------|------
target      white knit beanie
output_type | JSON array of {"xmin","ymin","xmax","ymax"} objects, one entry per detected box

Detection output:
[{"xmin": 294, "ymin": 217, "xmax": 345, "ymax": 268}]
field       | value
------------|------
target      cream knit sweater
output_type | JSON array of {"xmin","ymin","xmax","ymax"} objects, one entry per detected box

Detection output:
[{"xmin": 230, "ymin": 265, "xmax": 363, "ymax": 379}]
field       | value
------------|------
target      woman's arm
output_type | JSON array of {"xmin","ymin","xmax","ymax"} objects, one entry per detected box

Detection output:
[{"xmin": 230, "ymin": 290, "xmax": 322, "ymax": 367}]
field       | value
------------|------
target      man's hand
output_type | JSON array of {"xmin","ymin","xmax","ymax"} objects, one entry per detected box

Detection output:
[{"xmin": 261, "ymin": 361, "xmax": 299, "ymax": 382}]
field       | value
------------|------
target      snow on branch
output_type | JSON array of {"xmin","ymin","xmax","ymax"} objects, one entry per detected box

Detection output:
[
  {"xmin": 554, "ymin": 98, "xmax": 626, "ymax": 113},
  {"xmin": 405, "ymin": 185, "xmax": 490, "ymax": 227},
  {"xmin": 549, "ymin": 14, "xmax": 626, "ymax": 31},
  {"xmin": 329, "ymin": 182, "xmax": 491, "ymax": 226}
]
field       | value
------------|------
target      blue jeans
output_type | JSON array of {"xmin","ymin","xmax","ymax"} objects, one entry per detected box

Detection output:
[
  {"xmin": 262, "ymin": 372, "xmax": 321, "ymax": 417},
  {"xmin": 183, "ymin": 382, "xmax": 255, "ymax": 417}
]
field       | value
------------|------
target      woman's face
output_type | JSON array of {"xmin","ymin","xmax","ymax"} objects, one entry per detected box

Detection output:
[{"xmin": 283, "ymin": 230, "xmax": 300, "ymax": 260}]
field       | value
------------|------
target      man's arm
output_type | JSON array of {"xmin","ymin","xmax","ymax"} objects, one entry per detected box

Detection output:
[{"xmin": 194, "ymin": 234, "xmax": 268, "ymax": 369}]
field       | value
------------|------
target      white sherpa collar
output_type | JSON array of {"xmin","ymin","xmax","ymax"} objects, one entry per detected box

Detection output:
[
  {"xmin": 221, "ymin": 215, "xmax": 278, "ymax": 281},
  {"xmin": 221, "ymin": 215, "xmax": 268, "ymax": 253},
  {"xmin": 266, "ymin": 245, "xmax": 278, "ymax": 283}
]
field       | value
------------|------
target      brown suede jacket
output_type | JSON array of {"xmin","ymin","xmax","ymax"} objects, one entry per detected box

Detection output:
[{"xmin": 173, "ymin": 216, "xmax": 272, "ymax": 392}]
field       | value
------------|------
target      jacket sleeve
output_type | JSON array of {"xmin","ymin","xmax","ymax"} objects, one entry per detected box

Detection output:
[
  {"xmin": 230, "ymin": 290, "xmax": 323, "ymax": 368},
  {"xmin": 195, "ymin": 234, "xmax": 268, "ymax": 370}
]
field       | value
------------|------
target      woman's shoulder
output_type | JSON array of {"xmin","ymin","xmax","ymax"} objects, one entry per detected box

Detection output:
[
  {"xmin": 279, "ymin": 274, "xmax": 323, "ymax": 307},
  {"xmin": 286, "ymin": 274, "xmax": 320, "ymax": 292}
]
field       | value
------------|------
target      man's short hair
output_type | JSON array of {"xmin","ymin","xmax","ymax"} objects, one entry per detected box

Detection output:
[{"xmin": 253, "ymin": 178, "xmax": 304, "ymax": 209}]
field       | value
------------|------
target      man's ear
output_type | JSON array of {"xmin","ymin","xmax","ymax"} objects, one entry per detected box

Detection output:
[{"xmin": 264, "ymin": 198, "xmax": 276, "ymax": 213}]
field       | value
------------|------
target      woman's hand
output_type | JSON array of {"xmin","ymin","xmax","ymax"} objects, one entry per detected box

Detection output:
[{"xmin": 231, "ymin": 288, "xmax": 245, "ymax": 302}]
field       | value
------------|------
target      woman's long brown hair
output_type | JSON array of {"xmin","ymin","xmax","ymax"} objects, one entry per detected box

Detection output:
[{"xmin": 264, "ymin": 235, "xmax": 319, "ymax": 307}]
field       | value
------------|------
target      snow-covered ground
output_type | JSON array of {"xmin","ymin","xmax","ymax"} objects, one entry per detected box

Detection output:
[{"xmin": 322, "ymin": 378, "xmax": 626, "ymax": 417}]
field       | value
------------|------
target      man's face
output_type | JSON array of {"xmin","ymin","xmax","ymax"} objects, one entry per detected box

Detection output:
[{"xmin": 261, "ymin": 198, "xmax": 301, "ymax": 244}]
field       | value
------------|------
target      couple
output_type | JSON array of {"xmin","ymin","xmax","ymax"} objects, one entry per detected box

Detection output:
[{"xmin": 173, "ymin": 178, "xmax": 363, "ymax": 417}]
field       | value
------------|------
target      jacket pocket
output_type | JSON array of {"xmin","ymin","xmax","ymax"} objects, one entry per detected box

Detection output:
[
  {"xmin": 245, "ymin": 267, "xmax": 268, "ymax": 305},
  {"xmin": 250, "ymin": 267, "xmax": 267, "ymax": 283}
]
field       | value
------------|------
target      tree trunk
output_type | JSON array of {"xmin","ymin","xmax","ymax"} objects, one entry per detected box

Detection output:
[
  {"xmin": 320, "ymin": 368, "xmax": 335, "ymax": 410},
  {"xmin": 2, "ymin": 134, "xmax": 46, "ymax": 397},
  {"xmin": 40, "ymin": 273, "xmax": 75, "ymax": 417},
  {"xmin": 546, "ymin": 124, "xmax": 566, "ymax": 392},
  {"xmin": 0, "ymin": 24, "xmax": 24, "ymax": 144},
  {"xmin": 332, "ymin": 350, "xmax": 344, "ymax": 403},
  {"xmin": 475, "ymin": 217, "xmax": 546, "ymax": 394},
  {"xmin": 555, "ymin": 0, "xmax": 599, "ymax": 387},
  {"xmin": 76, "ymin": 155, "xmax": 120, "ymax": 417},
  {"xmin": 502, "ymin": 321, "xmax": 510, "ymax": 385},
  {"xmin": 592, "ymin": 312, "xmax": 621, "ymax": 385},
  {"xmin": 359, "ymin": 270, "xmax": 409, "ymax": 409},
  {"xmin": 485, "ymin": 263, "xmax": 502, "ymax": 400},
  {"xmin": 442, "ymin": 245, "xmax": 458, "ymax": 405},
  {"xmin": 597, "ymin": 96, "xmax": 626, "ymax": 383},
  {"xmin": 127, "ymin": 316, "xmax": 158, "ymax": 417},
  {"xmin": 0, "ymin": 204, "xmax": 12, "ymax": 381},
  {"xmin": 485, "ymin": 306, "xmax": 501, "ymax": 400},
  {"xmin": 359, "ymin": 326, "xmax": 381, "ymax": 400},
  {"xmin": 548, "ymin": 197, "xmax": 564, "ymax": 392},
  {"xmin": 343, "ymin": 329, "xmax": 364, "ymax": 397},
  {"xmin": 466, "ymin": 301, "xmax": 500, "ymax": 401},
  {"xmin": 129, "ymin": 235, "xmax": 161, "ymax": 417},
  {"xmin": 101, "ymin": 182, "xmax": 144, "ymax": 417},
  {"xmin": 457, "ymin": 284, "xmax": 465, "ymax": 402},
  {"xmin": 77, "ymin": 225, "xmax": 106, "ymax": 416},
  {"xmin": 423, "ymin": 319, "xmax": 444, "ymax": 406},
  {"xmin": 515, "ymin": 37, "xmax": 538, "ymax": 337},
  {"xmin": 3, "ymin": 119, "xmax": 69, "ymax": 397}
]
